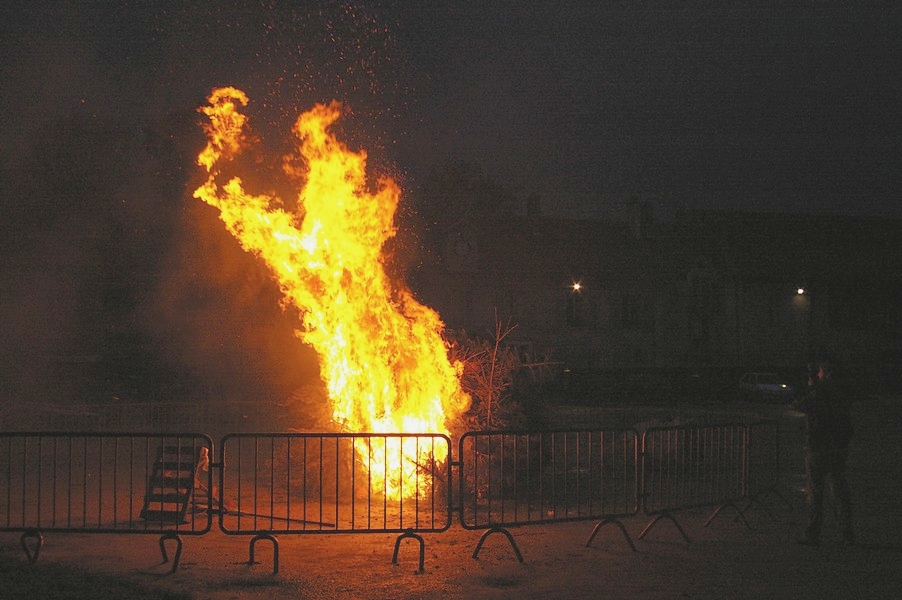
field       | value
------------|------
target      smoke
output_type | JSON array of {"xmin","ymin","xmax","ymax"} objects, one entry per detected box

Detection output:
[
  {"xmin": 0, "ymin": 226, "xmax": 89, "ymax": 404},
  {"xmin": 144, "ymin": 190, "xmax": 323, "ymax": 404},
  {"xmin": 0, "ymin": 1, "xmax": 420, "ymax": 409}
]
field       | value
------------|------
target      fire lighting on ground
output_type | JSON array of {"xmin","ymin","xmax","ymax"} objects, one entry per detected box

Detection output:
[{"xmin": 194, "ymin": 87, "xmax": 470, "ymax": 499}]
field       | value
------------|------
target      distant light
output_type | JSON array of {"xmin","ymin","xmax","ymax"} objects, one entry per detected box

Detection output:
[
  {"xmin": 571, "ymin": 282, "xmax": 582, "ymax": 292},
  {"xmin": 797, "ymin": 288, "xmax": 806, "ymax": 295}
]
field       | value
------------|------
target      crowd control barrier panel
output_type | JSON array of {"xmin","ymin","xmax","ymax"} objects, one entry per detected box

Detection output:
[
  {"xmin": 0, "ymin": 433, "xmax": 213, "ymax": 571},
  {"xmin": 1, "ymin": 420, "xmax": 782, "ymax": 573},
  {"xmin": 218, "ymin": 432, "xmax": 452, "ymax": 572},
  {"xmin": 639, "ymin": 423, "xmax": 748, "ymax": 541},
  {"xmin": 458, "ymin": 429, "xmax": 640, "ymax": 558}
]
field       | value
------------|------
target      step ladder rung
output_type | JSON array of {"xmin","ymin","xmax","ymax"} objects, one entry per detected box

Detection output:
[
  {"xmin": 145, "ymin": 492, "xmax": 191, "ymax": 503},
  {"xmin": 140, "ymin": 509, "xmax": 188, "ymax": 522},
  {"xmin": 141, "ymin": 443, "xmax": 206, "ymax": 524}
]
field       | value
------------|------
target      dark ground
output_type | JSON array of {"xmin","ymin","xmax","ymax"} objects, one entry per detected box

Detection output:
[{"xmin": 2, "ymin": 395, "xmax": 901, "ymax": 599}]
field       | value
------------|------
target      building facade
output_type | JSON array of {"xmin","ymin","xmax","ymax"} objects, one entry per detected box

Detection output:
[{"xmin": 411, "ymin": 207, "xmax": 902, "ymax": 392}]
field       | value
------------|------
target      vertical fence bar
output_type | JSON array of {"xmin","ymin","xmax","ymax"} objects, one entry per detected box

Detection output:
[
  {"xmin": 458, "ymin": 429, "xmax": 640, "ymax": 530},
  {"xmin": 0, "ymin": 433, "xmax": 212, "ymax": 537},
  {"xmin": 218, "ymin": 433, "xmax": 451, "ymax": 536},
  {"xmin": 0, "ymin": 423, "xmax": 771, "ymax": 569}
]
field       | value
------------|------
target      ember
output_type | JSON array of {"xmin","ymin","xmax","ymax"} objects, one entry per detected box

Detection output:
[{"xmin": 194, "ymin": 87, "xmax": 470, "ymax": 498}]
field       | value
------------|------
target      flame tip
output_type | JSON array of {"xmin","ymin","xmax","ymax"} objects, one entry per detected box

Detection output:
[{"xmin": 195, "ymin": 88, "xmax": 470, "ymax": 499}]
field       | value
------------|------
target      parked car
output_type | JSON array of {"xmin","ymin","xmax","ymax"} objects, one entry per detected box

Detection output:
[{"xmin": 738, "ymin": 372, "xmax": 796, "ymax": 403}]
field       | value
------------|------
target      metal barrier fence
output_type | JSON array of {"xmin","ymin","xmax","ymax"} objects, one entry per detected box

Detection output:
[
  {"xmin": 0, "ymin": 421, "xmax": 781, "ymax": 572},
  {"xmin": 0, "ymin": 433, "xmax": 213, "ymax": 571},
  {"xmin": 458, "ymin": 429, "xmax": 639, "ymax": 558},
  {"xmin": 742, "ymin": 420, "xmax": 790, "ymax": 516},
  {"xmin": 639, "ymin": 423, "xmax": 747, "ymax": 541},
  {"xmin": 218, "ymin": 433, "xmax": 452, "ymax": 572}
]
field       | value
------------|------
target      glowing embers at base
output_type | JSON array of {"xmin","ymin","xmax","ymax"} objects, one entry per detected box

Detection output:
[{"xmin": 194, "ymin": 87, "xmax": 469, "ymax": 499}]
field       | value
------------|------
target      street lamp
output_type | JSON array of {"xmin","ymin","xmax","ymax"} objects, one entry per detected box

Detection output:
[
  {"xmin": 794, "ymin": 286, "xmax": 813, "ymax": 360},
  {"xmin": 567, "ymin": 280, "xmax": 584, "ymax": 326}
]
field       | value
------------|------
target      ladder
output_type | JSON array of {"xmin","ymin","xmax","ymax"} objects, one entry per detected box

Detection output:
[{"xmin": 140, "ymin": 444, "xmax": 204, "ymax": 524}]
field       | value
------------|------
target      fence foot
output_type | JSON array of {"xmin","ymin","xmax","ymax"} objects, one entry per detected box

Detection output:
[
  {"xmin": 638, "ymin": 512, "xmax": 690, "ymax": 543},
  {"xmin": 586, "ymin": 518, "xmax": 637, "ymax": 552},
  {"xmin": 248, "ymin": 532, "xmax": 279, "ymax": 575},
  {"xmin": 744, "ymin": 485, "xmax": 792, "ymax": 515},
  {"xmin": 392, "ymin": 529, "xmax": 425, "ymax": 573},
  {"xmin": 21, "ymin": 529, "xmax": 44, "ymax": 564},
  {"xmin": 736, "ymin": 496, "xmax": 776, "ymax": 522},
  {"xmin": 159, "ymin": 532, "xmax": 183, "ymax": 573},
  {"xmin": 705, "ymin": 501, "xmax": 751, "ymax": 530},
  {"xmin": 472, "ymin": 527, "xmax": 524, "ymax": 563}
]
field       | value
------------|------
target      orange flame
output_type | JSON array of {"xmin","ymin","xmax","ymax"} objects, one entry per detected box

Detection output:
[{"xmin": 194, "ymin": 87, "xmax": 469, "ymax": 498}]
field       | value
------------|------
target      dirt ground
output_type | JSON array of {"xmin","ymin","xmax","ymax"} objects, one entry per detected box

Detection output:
[{"xmin": 3, "ymin": 396, "xmax": 901, "ymax": 599}]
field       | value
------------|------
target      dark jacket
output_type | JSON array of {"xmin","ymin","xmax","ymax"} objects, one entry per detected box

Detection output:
[{"xmin": 795, "ymin": 377, "xmax": 854, "ymax": 451}]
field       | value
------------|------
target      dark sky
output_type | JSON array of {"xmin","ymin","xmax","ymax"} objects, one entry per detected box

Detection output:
[
  {"xmin": 2, "ymin": 1, "xmax": 900, "ymax": 220},
  {"xmin": 399, "ymin": 3, "xmax": 902, "ymax": 219},
  {"xmin": 1, "ymin": 1, "xmax": 900, "ymax": 403}
]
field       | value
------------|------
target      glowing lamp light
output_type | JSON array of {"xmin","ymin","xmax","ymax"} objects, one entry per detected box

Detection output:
[
  {"xmin": 797, "ymin": 288, "xmax": 806, "ymax": 295},
  {"xmin": 571, "ymin": 282, "xmax": 583, "ymax": 292}
]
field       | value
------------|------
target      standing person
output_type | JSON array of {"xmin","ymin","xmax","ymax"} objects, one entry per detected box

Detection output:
[{"xmin": 794, "ymin": 359, "xmax": 855, "ymax": 546}]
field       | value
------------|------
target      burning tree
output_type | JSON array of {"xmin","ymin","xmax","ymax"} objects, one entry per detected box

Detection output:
[{"xmin": 194, "ymin": 87, "xmax": 471, "ymax": 499}]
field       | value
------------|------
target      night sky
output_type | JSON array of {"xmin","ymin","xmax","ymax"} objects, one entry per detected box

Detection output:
[
  {"xmin": 1, "ymin": 1, "xmax": 900, "ymax": 402},
  {"xmin": 2, "ymin": 1, "xmax": 900, "ymax": 220}
]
